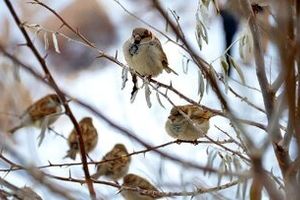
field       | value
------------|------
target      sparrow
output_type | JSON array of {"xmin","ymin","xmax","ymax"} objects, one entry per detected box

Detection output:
[
  {"xmin": 0, "ymin": 177, "xmax": 42, "ymax": 200},
  {"xmin": 13, "ymin": 187, "xmax": 43, "ymax": 200},
  {"xmin": 123, "ymin": 27, "xmax": 177, "ymax": 77},
  {"xmin": 8, "ymin": 94, "xmax": 63, "ymax": 133},
  {"xmin": 91, "ymin": 143, "xmax": 131, "ymax": 181},
  {"xmin": 121, "ymin": 173, "xmax": 159, "ymax": 200},
  {"xmin": 165, "ymin": 105, "xmax": 216, "ymax": 141},
  {"xmin": 64, "ymin": 117, "xmax": 98, "ymax": 160}
]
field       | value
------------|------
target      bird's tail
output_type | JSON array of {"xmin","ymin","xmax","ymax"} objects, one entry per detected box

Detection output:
[
  {"xmin": 8, "ymin": 124, "xmax": 23, "ymax": 134},
  {"xmin": 90, "ymin": 172, "xmax": 101, "ymax": 180},
  {"xmin": 165, "ymin": 66, "xmax": 178, "ymax": 75},
  {"xmin": 63, "ymin": 149, "xmax": 77, "ymax": 160}
]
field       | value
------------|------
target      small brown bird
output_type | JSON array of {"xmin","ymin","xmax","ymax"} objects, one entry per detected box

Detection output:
[
  {"xmin": 123, "ymin": 27, "xmax": 177, "ymax": 77},
  {"xmin": 121, "ymin": 173, "xmax": 159, "ymax": 200},
  {"xmin": 13, "ymin": 187, "xmax": 43, "ymax": 200},
  {"xmin": 8, "ymin": 94, "xmax": 63, "ymax": 133},
  {"xmin": 165, "ymin": 105, "xmax": 216, "ymax": 141},
  {"xmin": 91, "ymin": 143, "xmax": 130, "ymax": 181},
  {"xmin": 64, "ymin": 117, "xmax": 98, "ymax": 160}
]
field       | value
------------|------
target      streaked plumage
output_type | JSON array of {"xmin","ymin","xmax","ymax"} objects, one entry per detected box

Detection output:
[
  {"xmin": 92, "ymin": 143, "xmax": 130, "ymax": 181},
  {"xmin": 64, "ymin": 117, "xmax": 98, "ymax": 160},
  {"xmin": 121, "ymin": 173, "xmax": 159, "ymax": 200},
  {"xmin": 8, "ymin": 94, "xmax": 63, "ymax": 133},
  {"xmin": 165, "ymin": 105, "xmax": 215, "ymax": 141}
]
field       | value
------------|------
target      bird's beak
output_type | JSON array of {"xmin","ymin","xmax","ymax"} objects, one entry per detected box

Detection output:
[
  {"xmin": 168, "ymin": 115, "xmax": 176, "ymax": 122},
  {"xmin": 133, "ymin": 35, "xmax": 141, "ymax": 44}
]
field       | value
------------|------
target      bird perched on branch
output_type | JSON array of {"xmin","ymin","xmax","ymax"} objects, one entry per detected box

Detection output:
[
  {"xmin": 92, "ymin": 143, "xmax": 130, "ymax": 181},
  {"xmin": 0, "ymin": 178, "xmax": 42, "ymax": 200},
  {"xmin": 64, "ymin": 117, "xmax": 98, "ymax": 160},
  {"xmin": 13, "ymin": 187, "xmax": 43, "ymax": 200},
  {"xmin": 121, "ymin": 173, "xmax": 159, "ymax": 200},
  {"xmin": 165, "ymin": 105, "xmax": 216, "ymax": 141},
  {"xmin": 8, "ymin": 93, "xmax": 63, "ymax": 144},
  {"xmin": 123, "ymin": 27, "xmax": 177, "ymax": 77}
]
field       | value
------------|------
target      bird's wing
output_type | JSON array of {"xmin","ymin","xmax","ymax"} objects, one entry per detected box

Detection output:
[{"xmin": 151, "ymin": 37, "xmax": 178, "ymax": 75}]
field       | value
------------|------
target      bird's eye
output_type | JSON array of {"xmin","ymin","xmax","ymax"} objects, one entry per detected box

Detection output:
[
  {"xmin": 144, "ymin": 30, "xmax": 151, "ymax": 36},
  {"xmin": 171, "ymin": 109, "xmax": 179, "ymax": 116}
]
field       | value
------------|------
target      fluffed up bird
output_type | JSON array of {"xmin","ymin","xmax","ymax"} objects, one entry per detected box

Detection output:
[
  {"xmin": 165, "ymin": 104, "xmax": 216, "ymax": 141},
  {"xmin": 123, "ymin": 27, "xmax": 177, "ymax": 77},
  {"xmin": 121, "ymin": 173, "xmax": 159, "ymax": 200},
  {"xmin": 8, "ymin": 94, "xmax": 63, "ymax": 134},
  {"xmin": 13, "ymin": 187, "xmax": 43, "ymax": 200},
  {"xmin": 64, "ymin": 117, "xmax": 98, "ymax": 160},
  {"xmin": 91, "ymin": 143, "xmax": 131, "ymax": 181}
]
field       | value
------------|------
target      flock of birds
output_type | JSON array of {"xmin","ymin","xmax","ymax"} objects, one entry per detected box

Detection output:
[{"xmin": 7, "ymin": 28, "xmax": 217, "ymax": 200}]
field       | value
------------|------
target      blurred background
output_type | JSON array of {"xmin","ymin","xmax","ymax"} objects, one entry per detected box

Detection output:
[{"xmin": 0, "ymin": 0, "xmax": 285, "ymax": 199}]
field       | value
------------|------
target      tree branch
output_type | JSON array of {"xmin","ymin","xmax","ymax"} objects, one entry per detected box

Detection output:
[{"xmin": 3, "ymin": 0, "xmax": 96, "ymax": 198}]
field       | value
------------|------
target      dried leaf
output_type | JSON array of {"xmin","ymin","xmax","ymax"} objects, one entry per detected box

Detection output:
[
  {"xmin": 43, "ymin": 32, "xmax": 49, "ymax": 51},
  {"xmin": 38, "ymin": 116, "xmax": 50, "ymax": 146},
  {"xmin": 206, "ymin": 150, "xmax": 213, "ymax": 168},
  {"xmin": 115, "ymin": 50, "xmax": 118, "ymax": 59},
  {"xmin": 156, "ymin": 91, "xmax": 165, "ymax": 109},
  {"xmin": 221, "ymin": 56, "xmax": 229, "ymax": 94},
  {"xmin": 239, "ymin": 35, "xmax": 246, "ymax": 60},
  {"xmin": 217, "ymin": 160, "xmax": 224, "ymax": 186},
  {"xmin": 229, "ymin": 56, "xmax": 246, "ymax": 85},
  {"xmin": 182, "ymin": 57, "xmax": 189, "ymax": 74},
  {"xmin": 195, "ymin": 14, "xmax": 208, "ymax": 51},
  {"xmin": 200, "ymin": 20, "xmax": 208, "ymax": 44},
  {"xmin": 130, "ymin": 89, "xmax": 138, "ymax": 103},
  {"xmin": 197, "ymin": 70, "xmax": 205, "ymax": 102},
  {"xmin": 228, "ymin": 160, "xmax": 233, "ymax": 181},
  {"xmin": 52, "ymin": 33, "xmax": 60, "ymax": 54},
  {"xmin": 195, "ymin": 29, "xmax": 203, "ymax": 50},
  {"xmin": 121, "ymin": 67, "xmax": 128, "ymax": 90},
  {"xmin": 242, "ymin": 179, "xmax": 248, "ymax": 200},
  {"xmin": 210, "ymin": 151, "xmax": 218, "ymax": 166},
  {"xmin": 206, "ymin": 66, "xmax": 218, "ymax": 95},
  {"xmin": 236, "ymin": 181, "xmax": 241, "ymax": 198},
  {"xmin": 233, "ymin": 156, "xmax": 242, "ymax": 171},
  {"xmin": 198, "ymin": 1, "xmax": 210, "ymax": 26},
  {"xmin": 144, "ymin": 82, "xmax": 152, "ymax": 108},
  {"xmin": 239, "ymin": 31, "xmax": 253, "ymax": 64}
]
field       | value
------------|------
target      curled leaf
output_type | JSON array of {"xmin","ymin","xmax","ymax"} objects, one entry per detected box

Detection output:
[
  {"xmin": 130, "ymin": 89, "xmax": 138, "ymax": 103},
  {"xmin": 38, "ymin": 116, "xmax": 50, "ymax": 146},
  {"xmin": 221, "ymin": 56, "xmax": 229, "ymax": 94},
  {"xmin": 121, "ymin": 67, "xmax": 128, "ymax": 90},
  {"xmin": 156, "ymin": 91, "xmax": 165, "ymax": 109},
  {"xmin": 144, "ymin": 82, "xmax": 152, "ymax": 108},
  {"xmin": 52, "ymin": 33, "xmax": 60, "ymax": 54},
  {"xmin": 195, "ymin": 15, "xmax": 208, "ymax": 51},
  {"xmin": 43, "ymin": 32, "xmax": 49, "ymax": 51},
  {"xmin": 242, "ymin": 178, "xmax": 249, "ymax": 200},
  {"xmin": 217, "ymin": 160, "xmax": 224, "ymax": 186},
  {"xmin": 197, "ymin": 70, "xmax": 205, "ymax": 102},
  {"xmin": 229, "ymin": 56, "xmax": 245, "ymax": 85}
]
